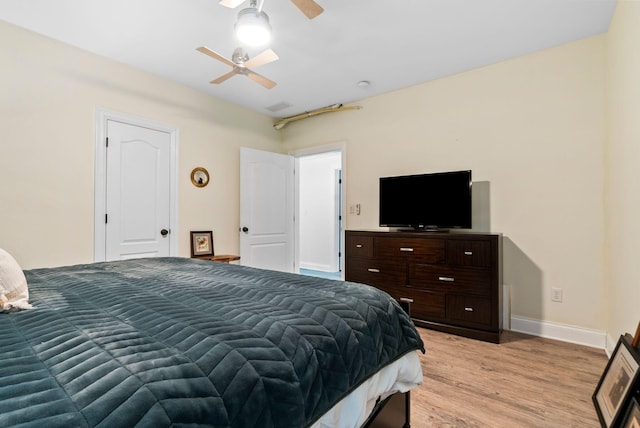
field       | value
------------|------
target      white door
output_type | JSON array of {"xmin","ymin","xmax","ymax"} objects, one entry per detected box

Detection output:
[
  {"xmin": 105, "ymin": 120, "xmax": 172, "ymax": 260},
  {"xmin": 240, "ymin": 147, "xmax": 294, "ymax": 272}
]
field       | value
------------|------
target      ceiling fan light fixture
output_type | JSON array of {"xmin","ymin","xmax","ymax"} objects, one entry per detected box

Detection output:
[{"xmin": 235, "ymin": 8, "xmax": 272, "ymax": 47}]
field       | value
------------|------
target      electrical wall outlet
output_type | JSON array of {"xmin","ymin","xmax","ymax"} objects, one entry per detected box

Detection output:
[
  {"xmin": 349, "ymin": 204, "xmax": 361, "ymax": 215},
  {"xmin": 551, "ymin": 287, "xmax": 563, "ymax": 302}
]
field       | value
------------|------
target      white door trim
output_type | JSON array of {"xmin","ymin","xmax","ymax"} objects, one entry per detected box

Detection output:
[
  {"xmin": 289, "ymin": 142, "xmax": 347, "ymax": 278},
  {"xmin": 94, "ymin": 107, "xmax": 179, "ymax": 262}
]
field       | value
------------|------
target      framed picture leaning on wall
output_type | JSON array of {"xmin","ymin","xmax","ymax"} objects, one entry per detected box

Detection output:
[
  {"xmin": 621, "ymin": 397, "xmax": 640, "ymax": 428},
  {"xmin": 594, "ymin": 335, "xmax": 640, "ymax": 427}
]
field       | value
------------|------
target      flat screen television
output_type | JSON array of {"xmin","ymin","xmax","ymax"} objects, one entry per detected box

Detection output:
[{"xmin": 379, "ymin": 170, "xmax": 472, "ymax": 230}]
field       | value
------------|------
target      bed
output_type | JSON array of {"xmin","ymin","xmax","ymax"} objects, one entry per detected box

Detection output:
[{"xmin": 0, "ymin": 257, "xmax": 424, "ymax": 427}]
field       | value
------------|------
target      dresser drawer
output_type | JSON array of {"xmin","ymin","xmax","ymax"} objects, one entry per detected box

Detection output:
[
  {"xmin": 408, "ymin": 265, "xmax": 490, "ymax": 294},
  {"xmin": 375, "ymin": 237, "xmax": 445, "ymax": 263},
  {"xmin": 345, "ymin": 258, "xmax": 406, "ymax": 289},
  {"xmin": 375, "ymin": 283, "xmax": 414, "ymax": 304},
  {"xmin": 448, "ymin": 240, "xmax": 491, "ymax": 268},
  {"xmin": 446, "ymin": 294, "xmax": 492, "ymax": 328},
  {"xmin": 345, "ymin": 235, "xmax": 374, "ymax": 258},
  {"xmin": 402, "ymin": 289, "xmax": 446, "ymax": 320}
]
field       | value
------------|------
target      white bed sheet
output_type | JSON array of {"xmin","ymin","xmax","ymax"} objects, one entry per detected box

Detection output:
[{"xmin": 310, "ymin": 350, "xmax": 423, "ymax": 428}]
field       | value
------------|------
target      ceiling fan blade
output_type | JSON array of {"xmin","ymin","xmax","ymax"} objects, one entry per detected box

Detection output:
[
  {"xmin": 244, "ymin": 49, "xmax": 279, "ymax": 69},
  {"xmin": 219, "ymin": 0, "xmax": 245, "ymax": 8},
  {"xmin": 246, "ymin": 70, "xmax": 277, "ymax": 89},
  {"xmin": 210, "ymin": 70, "xmax": 238, "ymax": 84},
  {"xmin": 196, "ymin": 46, "xmax": 235, "ymax": 68},
  {"xmin": 290, "ymin": 0, "xmax": 324, "ymax": 19}
]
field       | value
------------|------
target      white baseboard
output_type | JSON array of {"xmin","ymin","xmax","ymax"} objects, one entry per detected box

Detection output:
[
  {"xmin": 510, "ymin": 316, "xmax": 607, "ymax": 350},
  {"xmin": 299, "ymin": 262, "xmax": 333, "ymax": 272},
  {"xmin": 604, "ymin": 333, "xmax": 617, "ymax": 357}
]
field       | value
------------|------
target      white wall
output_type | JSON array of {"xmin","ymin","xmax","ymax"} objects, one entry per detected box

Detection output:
[
  {"xmin": 605, "ymin": 1, "xmax": 640, "ymax": 345},
  {"xmin": 0, "ymin": 21, "xmax": 282, "ymax": 269},
  {"xmin": 298, "ymin": 152, "xmax": 342, "ymax": 272},
  {"xmin": 282, "ymin": 36, "xmax": 607, "ymax": 334}
]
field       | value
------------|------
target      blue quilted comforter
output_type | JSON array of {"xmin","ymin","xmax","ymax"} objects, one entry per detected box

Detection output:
[{"xmin": 0, "ymin": 257, "xmax": 424, "ymax": 427}]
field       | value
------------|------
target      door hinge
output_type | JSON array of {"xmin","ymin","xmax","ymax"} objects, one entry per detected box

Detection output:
[
  {"xmin": 105, "ymin": 214, "xmax": 108, "ymax": 224},
  {"xmin": 106, "ymin": 137, "xmax": 109, "ymax": 148},
  {"xmin": 339, "ymin": 179, "xmax": 342, "ymax": 184}
]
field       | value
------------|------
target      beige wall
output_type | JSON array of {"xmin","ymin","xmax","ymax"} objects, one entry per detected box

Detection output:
[
  {"xmin": 605, "ymin": 1, "xmax": 640, "ymax": 340},
  {"xmin": 4, "ymin": 12, "xmax": 632, "ymax": 339},
  {"xmin": 0, "ymin": 21, "xmax": 282, "ymax": 269},
  {"xmin": 282, "ymin": 37, "xmax": 608, "ymax": 331}
]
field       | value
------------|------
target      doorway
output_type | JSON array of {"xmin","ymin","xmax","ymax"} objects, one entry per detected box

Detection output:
[{"xmin": 293, "ymin": 144, "xmax": 345, "ymax": 280}]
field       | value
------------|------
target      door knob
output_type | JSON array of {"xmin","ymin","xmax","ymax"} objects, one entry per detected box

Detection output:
[
  {"xmin": 160, "ymin": 229, "xmax": 169, "ymax": 236},
  {"xmin": 241, "ymin": 227, "xmax": 249, "ymax": 233}
]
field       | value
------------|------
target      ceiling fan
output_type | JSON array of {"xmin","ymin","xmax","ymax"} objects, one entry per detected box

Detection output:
[
  {"xmin": 196, "ymin": 46, "xmax": 278, "ymax": 89},
  {"xmin": 219, "ymin": 0, "xmax": 324, "ymax": 20}
]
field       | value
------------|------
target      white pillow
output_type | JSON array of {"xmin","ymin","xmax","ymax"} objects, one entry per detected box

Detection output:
[{"xmin": 0, "ymin": 248, "xmax": 32, "ymax": 310}]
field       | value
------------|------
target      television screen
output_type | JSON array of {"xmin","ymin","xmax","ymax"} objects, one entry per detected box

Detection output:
[{"xmin": 379, "ymin": 170, "xmax": 472, "ymax": 230}]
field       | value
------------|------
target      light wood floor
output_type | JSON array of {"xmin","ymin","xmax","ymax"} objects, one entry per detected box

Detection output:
[{"xmin": 410, "ymin": 328, "xmax": 608, "ymax": 427}]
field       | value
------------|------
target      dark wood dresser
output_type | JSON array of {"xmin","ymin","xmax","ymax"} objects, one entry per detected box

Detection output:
[{"xmin": 345, "ymin": 230, "xmax": 502, "ymax": 343}]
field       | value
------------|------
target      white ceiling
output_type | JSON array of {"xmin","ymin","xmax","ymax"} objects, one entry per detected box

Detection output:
[{"xmin": 0, "ymin": 0, "xmax": 617, "ymax": 118}]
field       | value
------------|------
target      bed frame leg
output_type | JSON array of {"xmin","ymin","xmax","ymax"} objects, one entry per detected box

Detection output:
[
  {"xmin": 403, "ymin": 390, "xmax": 411, "ymax": 428},
  {"xmin": 399, "ymin": 297, "xmax": 413, "ymax": 428}
]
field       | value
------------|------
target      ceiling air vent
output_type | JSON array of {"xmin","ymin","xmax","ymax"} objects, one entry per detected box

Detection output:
[{"xmin": 266, "ymin": 101, "xmax": 292, "ymax": 113}]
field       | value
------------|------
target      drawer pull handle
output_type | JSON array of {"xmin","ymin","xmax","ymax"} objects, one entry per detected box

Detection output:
[
  {"xmin": 464, "ymin": 307, "xmax": 474, "ymax": 312},
  {"xmin": 367, "ymin": 268, "xmax": 380, "ymax": 273},
  {"xmin": 399, "ymin": 297, "xmax": 414, "ymax": 304},
  {"xmin": 356, "ymin": 244, "xmax": 363, "ymax": 248},
  {"xmin": 464, "ymin": 251, "xmax": 473, "ymax": 256},
  {"xmin": 438, "ymin": 276, "xmax": 455, "ymax": 282},
  {"xmin": 400, "ymin": 247, "xmax": 414, "ymax": 252}
]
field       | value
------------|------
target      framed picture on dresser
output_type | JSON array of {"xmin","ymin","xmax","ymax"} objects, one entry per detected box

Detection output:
[{"xmin": 594, "ymin": 335, "xmax": 640, "ymax": 427}]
